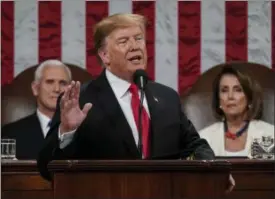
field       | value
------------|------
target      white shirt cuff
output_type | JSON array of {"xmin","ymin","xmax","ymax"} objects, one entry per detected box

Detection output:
[{"xmin": 58, "ymin": 126, "xmax": 76, "ymax": 149}]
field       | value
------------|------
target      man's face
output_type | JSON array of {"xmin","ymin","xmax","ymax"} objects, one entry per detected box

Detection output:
[
  {"xmin": 99, "ymin": 25, "xmax": 147, "ymax": 81},
  {"xmin": 32, "ymin": 66, "xmax": 70, "ymax": 114}
]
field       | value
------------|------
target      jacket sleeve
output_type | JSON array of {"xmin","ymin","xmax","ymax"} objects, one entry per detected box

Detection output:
[
  {"xmin": 37, "ymin": 81, "xmax": 93, "ymax": 181},
  {"xmin": 37, "ymin": 94, "xmax": 78, "ymax": 181},
  {"xmin": 178, "ymin": 99, "xmax": 215, "ymax": 160}
]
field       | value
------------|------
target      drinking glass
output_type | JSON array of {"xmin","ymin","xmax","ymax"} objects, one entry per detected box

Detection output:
[{"xmin": 1, "ymin": 139, "xmax": 16, "ymax": 160}]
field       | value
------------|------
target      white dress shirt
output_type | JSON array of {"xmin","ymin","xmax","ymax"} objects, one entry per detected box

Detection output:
[
  {"xmin": 36, "ymin": 109, "xmax": 51, "ymax": 138},
  {"xmin": 59, "ymin": 69, "xmax": 150, "ymax": 148}
]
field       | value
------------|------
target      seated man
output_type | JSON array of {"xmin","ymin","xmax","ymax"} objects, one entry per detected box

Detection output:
[{"xmin": 1, "ymin": 59, "xmax": 71, "ymax": 159}]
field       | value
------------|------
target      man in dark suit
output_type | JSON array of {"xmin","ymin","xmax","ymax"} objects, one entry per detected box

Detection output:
[
  {"xmin": 38, "ymin": 12, "xmax": 216, "ymax": 178},
  {"xmin": 37, "ymin": 13, "xmax": 235, "ymax": 192},
  {"xmin": 38, "ymin": 13, "xmax": 235, "ymax": 192},
  {"xmin": 1, "ymin": 59, "xmax": 71, "ymax": 159}
]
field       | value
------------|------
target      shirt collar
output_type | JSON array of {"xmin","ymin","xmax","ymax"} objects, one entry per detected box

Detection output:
[
  {"xmin": 36, "ymin": 109, "xmax": 51, "ymax": 130},
  {"xmin": 105, "ymin": 69, "xmax": 131, "ymax": 98}
]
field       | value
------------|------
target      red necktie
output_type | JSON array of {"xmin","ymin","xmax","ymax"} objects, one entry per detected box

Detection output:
[{"xmin": 129, "ymin": 84, "xmax": 150, "ymax": 158}]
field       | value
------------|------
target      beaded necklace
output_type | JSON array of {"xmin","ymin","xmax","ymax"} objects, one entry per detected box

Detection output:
[{"xmin": 224, "ymin": 120, "xmax": 249, "ymax": 140}]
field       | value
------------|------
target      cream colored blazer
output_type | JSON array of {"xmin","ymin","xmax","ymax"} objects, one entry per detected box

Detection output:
[{"xmin": 199, "ymin": 120, "xmax": 274, "ymax": 158}]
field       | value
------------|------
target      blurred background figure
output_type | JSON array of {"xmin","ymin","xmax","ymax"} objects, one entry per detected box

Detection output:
[
  {"xmin": 199, "ymin": 65, "xmax": 274, "ymax": 158},
  {"xmin": 1, "ymin": 59, "xmax": 72, "ymax": 159}
]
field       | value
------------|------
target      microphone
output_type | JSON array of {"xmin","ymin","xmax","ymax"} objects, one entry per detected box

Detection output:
[
  {"xmin": 133, "ymin": 69, "xmax": 148, "ymax": 91},
  {"xmin": 133, "ymin": 69, "xmax": 148, "ymax": 158}
]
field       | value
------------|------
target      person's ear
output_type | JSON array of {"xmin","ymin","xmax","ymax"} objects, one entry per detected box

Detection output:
[
  {"xmin": 31, "ymin": 81, "xmax": 39, "ymax": 97},
  {"xmin": 98, "ymin": 47, "xmax": 110, "ymax": 66}
]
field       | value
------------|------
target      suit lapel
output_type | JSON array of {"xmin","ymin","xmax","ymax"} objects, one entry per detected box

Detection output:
[
  {"xmin": 144, "ymin": 83, "xmax": 161, "ymax": 131},
  {"xmin": 29, "ymin": 113, "xmax": 46, "ymax": 143},
  {"xmin": 47, "ymin": 94, "xmax": 62, "ymax": 139},
  {"xmin": 245, "ymin": 121, "xmax": 256, "ymax": 155},
  {"xmin": 144, "ymin": 83, "xmax": 166, "ymax": 158},
  {"xmin": 93, "ymin": 71, "xmax": 140, "ymax": 157},
  {"xmin": 217, "ymin": 123, "xmax": 226, "ymax": 156}
]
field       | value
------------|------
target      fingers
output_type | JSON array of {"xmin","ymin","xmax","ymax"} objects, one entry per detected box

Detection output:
[
  {"xmin": 61, "ymin": 82, "xmax": 73, "ymax": 108},
  {"xmin": 75, "ymin": 81, "xmax": 81, "ymax": 101},
  {"xmin": 225, "ymin": 174, "xmax": 235, "ymax": 194},
  {"xmin": 70, "ymin": 81, "xmax": 81, "ymax": 100},
  {"xmin": 68, "ymin": 81, "xmax": 76, "ymax": 99},
  {"xmin": 226, "ymin": 184, "xmax": 234, "ymax": 195},
  {"xmin": 82, "ymin": 103, "xmax": 93, "ymax": 116},
  {"xmin": 60, "ymin": 81, "xmax": 81, "ymax": 109}
]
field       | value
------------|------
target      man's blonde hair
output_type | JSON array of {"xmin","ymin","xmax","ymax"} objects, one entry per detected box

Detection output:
[{"xmin": 93, "ymin": 13, "xmax": 147, "ymax": 64}]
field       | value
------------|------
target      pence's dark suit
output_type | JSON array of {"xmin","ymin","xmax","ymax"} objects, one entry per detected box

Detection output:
[{"xmin": 2, "ymin": 113, "xmax": 46, "ymax": 159}]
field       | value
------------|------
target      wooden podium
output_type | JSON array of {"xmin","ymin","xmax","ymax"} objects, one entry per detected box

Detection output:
[
  {"xmin": 48, "ymin": 160, "xmax": 230, "ymax": 199},
  {"xmin": 2, "ymin": 159, "xmax": 274, "ymax": 199}
]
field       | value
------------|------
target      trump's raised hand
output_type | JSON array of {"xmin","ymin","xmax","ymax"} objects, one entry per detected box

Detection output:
[{"xmin": 59, "ymin": 81, "xmax": 92, "ymax": 134}]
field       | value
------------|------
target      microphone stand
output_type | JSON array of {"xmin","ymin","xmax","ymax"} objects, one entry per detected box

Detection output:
[
  {"xmin": 137, "ymin": 79, "xmax": 145, "ymax": 159},
  {"xmin": 138, "ymin": 90, "xmax": 145, "ymax": 158}
]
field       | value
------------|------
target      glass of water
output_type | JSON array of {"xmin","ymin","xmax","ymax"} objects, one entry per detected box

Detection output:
[{"xmin": 1, "ymin": 139, "xmax": 16, "ymax": 160}]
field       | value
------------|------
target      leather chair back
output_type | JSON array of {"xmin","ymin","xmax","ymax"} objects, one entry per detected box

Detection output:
[
  {"xmin": 181, "ymin": 62, "xmax": 274, "ymax": 131},
  {"xmin": 1, "ymin": 64, "xmax": 93, "ymax": 126}
]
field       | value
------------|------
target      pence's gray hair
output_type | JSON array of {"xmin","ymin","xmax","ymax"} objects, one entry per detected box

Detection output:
[{"xmin": 34, "ymin": 59, "xmax": 72, "ymax": 82}]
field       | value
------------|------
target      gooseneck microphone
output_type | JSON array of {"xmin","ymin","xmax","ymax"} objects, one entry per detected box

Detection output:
[{"xmin": 133, "ymin": 69, "xmax": 149, "ymax": 158}]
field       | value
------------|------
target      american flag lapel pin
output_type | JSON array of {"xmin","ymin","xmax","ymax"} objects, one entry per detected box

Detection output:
[{"xmin": 153, "ymin": 96, "xmax": 159, "ymax": 103}]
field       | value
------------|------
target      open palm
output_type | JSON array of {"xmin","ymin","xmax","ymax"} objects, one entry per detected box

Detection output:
[{"xmin": 60, "ymin": 81, "xmax": 92, "ymax": 133}]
